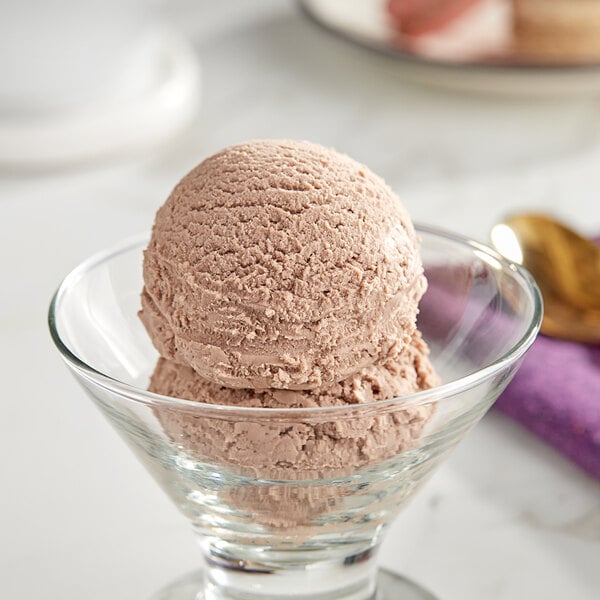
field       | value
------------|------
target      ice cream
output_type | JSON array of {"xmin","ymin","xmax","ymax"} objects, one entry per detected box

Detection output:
[
  {"xmin": 149, "ymin": 329, "xmax": 438, "ymax": 532},
  {"xmin": 149, "ymin": 330, "xmax": 438, "ymax": 477},
  {"xmin": 140, "ymin": 140, "xmax": 426, "ymax": 390},
  {"xmin": 140, "ymin": 140, "xmax": 439, "ymax": 531}
]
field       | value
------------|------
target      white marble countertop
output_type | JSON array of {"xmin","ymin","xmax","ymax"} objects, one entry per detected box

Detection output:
[{"xmin": 1, "ymin": 1, "xmax": 599, "ymax": 599}]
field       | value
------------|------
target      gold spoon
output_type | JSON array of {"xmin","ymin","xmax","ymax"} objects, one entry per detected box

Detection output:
[{"xmin": 491, "ymin": 213, "xmax": 600, "ymax": 343}]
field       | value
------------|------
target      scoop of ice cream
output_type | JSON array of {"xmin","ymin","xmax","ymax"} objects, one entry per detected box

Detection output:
[
  {"xmin": 140, "ymin": 140, "xmax": 426, "ymax": 389},
  {"xmin": 149, "ymin": 331, "xmax": 438, "ymax": 477}
]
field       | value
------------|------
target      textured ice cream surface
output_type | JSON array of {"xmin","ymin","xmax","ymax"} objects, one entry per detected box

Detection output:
[
  {"xmin": 140, "ymin": 139, "xmax": 426, "ymax": 389},
  {"xmin": 149, "ymin": 331, "xmax": 438, "ymax": 478}
]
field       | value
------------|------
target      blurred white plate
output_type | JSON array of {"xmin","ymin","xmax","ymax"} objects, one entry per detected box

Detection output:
[
  {"xmin": 300, "ymin": 0, "xmax": 600, "ymax": 96},
  {"xmin": 0, "ymin": 29, "xmax": 201, "ymax": 168}
]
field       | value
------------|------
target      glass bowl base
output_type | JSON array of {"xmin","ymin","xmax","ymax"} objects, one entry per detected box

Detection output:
[{"xmin": 151, "ymin": 568, "xmax": 438, "ymax": 600}]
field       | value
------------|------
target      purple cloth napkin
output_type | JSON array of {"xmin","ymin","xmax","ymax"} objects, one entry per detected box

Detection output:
[
  {"xmin": 419, "ymin": 258, "xmax": 600, "ymax": 482},
  {"xmin": 497, "ymin": 235, "xmax": 600, "ymax": 481},
  {"xmin": 496, "ymin": 336, "xmax": 600, "ymax": 480}
]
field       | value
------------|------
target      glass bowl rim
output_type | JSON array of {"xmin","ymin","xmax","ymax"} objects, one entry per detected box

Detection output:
[{"xmin": 48, "ymin": 224, "xmax": 543, "ymax": 415}]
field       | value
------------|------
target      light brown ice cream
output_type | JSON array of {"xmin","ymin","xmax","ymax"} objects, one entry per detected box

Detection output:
[
  {"xmin": 149, "ymin": 331, "xmax": 438, "ymax": 478},
  {"xmin": 140, "ymin": 140, "xmax": 426, "ymax": 390}
]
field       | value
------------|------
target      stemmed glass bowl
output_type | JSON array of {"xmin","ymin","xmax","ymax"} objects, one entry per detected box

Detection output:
[{"xmin": 48, "ymin": 225, "xmax": 542, "ymax": 600}]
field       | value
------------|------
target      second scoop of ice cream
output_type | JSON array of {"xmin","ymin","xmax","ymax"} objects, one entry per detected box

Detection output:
[
  {"xmin": 140, "ymin": 140, "xmax": 426, "ymax": 389},
  {"xmin": 149, "ymin": 331, "xmax": 438, "ymax": 477}
]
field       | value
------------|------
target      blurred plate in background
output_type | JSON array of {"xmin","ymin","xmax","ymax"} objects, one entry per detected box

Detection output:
[
  {"xmin": 300, "ymin": 0, "xmax": 600, "ymax": 96},
  {"xmin": 0, "ymin": 29, "xmax": 200, "ymax": 169}
]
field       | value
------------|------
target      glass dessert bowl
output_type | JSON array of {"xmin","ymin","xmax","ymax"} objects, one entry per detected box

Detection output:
[{"xmin": 48, "ymin": 225, "xmax": 542, "ymax": 600}]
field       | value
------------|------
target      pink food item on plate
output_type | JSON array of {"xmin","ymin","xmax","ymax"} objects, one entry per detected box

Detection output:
[{"xmin": 387, "ymin": 0, "xmax": 483, "ymax": 36}]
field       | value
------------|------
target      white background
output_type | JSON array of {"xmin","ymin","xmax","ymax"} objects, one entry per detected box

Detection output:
[{"xmin": 1, "ymin": 1, "xmax": 599, "ymax": 599}]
